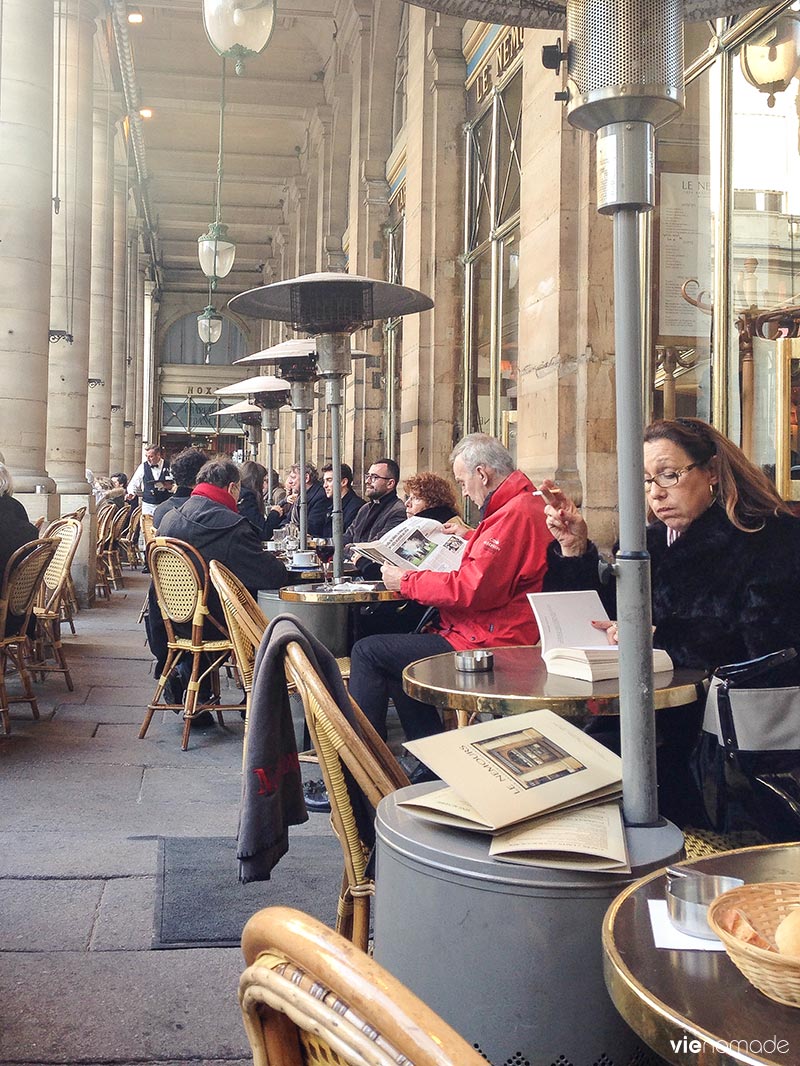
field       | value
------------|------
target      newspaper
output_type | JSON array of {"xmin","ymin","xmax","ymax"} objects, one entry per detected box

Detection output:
[{"xmin": 352, "ymin": 516, "xmax": 466, "ymax": 573}]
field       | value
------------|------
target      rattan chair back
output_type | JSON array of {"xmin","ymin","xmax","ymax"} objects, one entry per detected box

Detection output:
[
  {"xmin": 0, "ymin": 538, "xmax": 60, "ymax": 733},
  {"xmin": 37, "ymin": 518, "xmax": 81, "ymax": 614},
  {"xmin": 62, "ymin": 505, "xmax": 87, "ymax": 521},
  {"xmin": 283, "ymin": 641, "xmax": 408, "ymax": 950},
  {"xmin": 140, "ymin": 538, "xmax": 236, "ymax": 749},
  {"xmin": 0, "ymin": 539, "xmax": 59, "ymax": 640},
  {"xmin": 239, "ymin": 906, "xmax": 486, "ymax": 1066},
  {"xmin": 208, "ymin": 561, "xmax": 268, "ymax": 700},
  {"xmin": 141, "ymin": 512, "xmax": 155, "ymax": 546},
  {"xmin": 33, "ymin": 516, "xmax": 46, "ymax": 532}
]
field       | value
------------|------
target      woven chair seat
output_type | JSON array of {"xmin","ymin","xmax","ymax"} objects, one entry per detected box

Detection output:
[{"xmin": 167, "ymin": 638, "xmax": 233, "ymax": 653}]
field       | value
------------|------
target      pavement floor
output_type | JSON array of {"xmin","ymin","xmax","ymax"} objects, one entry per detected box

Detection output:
[{"xmin": 0, "ymin": 571, "xmax": 340, "ymax": 1066}]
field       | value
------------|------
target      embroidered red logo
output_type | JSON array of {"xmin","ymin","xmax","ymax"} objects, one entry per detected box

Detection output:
[
  {"xmin": 253, "ymin": 752, "xmax": 300, "ymax": 795},
  {"xmin": 483, "ymin": 537, "xmax": 502, "ymax": 553}
]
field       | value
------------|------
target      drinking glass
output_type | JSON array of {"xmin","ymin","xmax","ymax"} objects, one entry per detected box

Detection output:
[{"xmin": 315, "ymin": 539, "xmax": 336, "ymax": 590}]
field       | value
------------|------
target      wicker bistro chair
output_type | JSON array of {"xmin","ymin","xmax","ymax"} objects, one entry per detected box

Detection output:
[
  {"xmin": 239, "ymin": 906, "xmax": 486, "ymax": 1066},
  {"xmin": 118, "ymin": 505, "xmax": 142, "ymax": 568},
  {"xmin": 283, "ymin": 641, "xmax": 409, "ymax": 951},
  {"xmin": 42, "ymin": 517, "xmax": 79, "ymax": 634},
  {"xmin": 94, "ymin": 506, "xmax": 115, "ymax": 600},
  {"xmin": 139, "ymin": 537, "xmax": 239, "ymax": 750},
  {"xmin": 0, "ymin": 539, "xmax": 59, "ymax": 734},
  {"xmin": 28, "ymin": 518, "xmax": 82, "ymax": 690},
  {"xmin": 33, "ymin": 516, "xmax": 46, "ymax": 533}
]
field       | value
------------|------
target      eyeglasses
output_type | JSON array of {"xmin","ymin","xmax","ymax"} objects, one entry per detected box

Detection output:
[
  {"xmin": 365, "ymin": 473, "xmax": 392, "ymax": 482},
  {"xmin": 644, "ymin": 463, "xmax": 700, "ymax": 491}
]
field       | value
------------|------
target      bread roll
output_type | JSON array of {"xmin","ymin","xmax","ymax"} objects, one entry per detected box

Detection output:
[
  {"xmin": 719, "ymin": 907, "xmax": 776, "ymax": 951},
  {"xmin": 775, "ymin": 909, "xmax": 800, "ymax": 956}
]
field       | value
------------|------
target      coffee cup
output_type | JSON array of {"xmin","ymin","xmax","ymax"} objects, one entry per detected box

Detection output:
[{"xmin": 292, "ymin": 550, "xmax": 317, "ymax": 568}]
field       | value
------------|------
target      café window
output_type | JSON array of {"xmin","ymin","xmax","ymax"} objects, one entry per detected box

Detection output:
[
  {"xmin": 464, "ymin": 65, "xmax": 521, "ymax": 459},
  {"xmin": 160, "ymin": 313, "xmax": 246, "ymax": 366},
  {"xmin": 160, "ymin": 397, "xmax": 243, "ymax": 435}
]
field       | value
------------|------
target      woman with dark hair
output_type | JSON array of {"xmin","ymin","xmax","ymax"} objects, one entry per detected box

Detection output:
[
  {"xmin": 403, "ymin": 472, "xmax": 459, "ymax": 524},
  {"xmin": 541, "ymin": 416, "xmax": 800, "ymax": 827},
  {"xmin": 237, "ymin": 461, "xmax": 269, "ymax": 537},
  {"xmin": 152, "ymin": 448, "xmax": 209, "ymax": 528}
]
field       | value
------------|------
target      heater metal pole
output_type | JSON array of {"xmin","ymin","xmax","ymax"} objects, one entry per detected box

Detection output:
[
  {"xmin": 266, "ymin": 429, "xmax": 276, "ymax": 501},
  {"xmin": 612, "ymin": 207, "xmax": 658, "ymax": 826},
  {"xmin": 296, "ymin": 411, "xmax": 308, "ymax": 548},
  {"xmin": 326, "ymin": 377, "xmax": 345, "ymax": 578}
]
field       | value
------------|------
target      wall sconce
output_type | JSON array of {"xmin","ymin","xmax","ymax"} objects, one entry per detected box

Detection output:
[
  {"xmin": 49, "ymin": 328, "xmax": 74, "ymax": 343},
  {"xmin": 203, "ymin": 0, "xmax": 276, "ymax": 76},
  {"xmin": 110, "ymin": 404, "xmax": 122, "ymax": 412},
  {"xmin": 127, "ymin": 5, "xmax": 143, "ymax": 24},
  {"xmin": 88, "ymin": 378, "xmax": 105, "ymax": 389},
  {"xmin": 740, "ymin": 14, "xmax": 800, "ymax": 107}
]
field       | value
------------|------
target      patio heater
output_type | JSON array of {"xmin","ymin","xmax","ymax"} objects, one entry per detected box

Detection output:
[
  {"xmin": 215, "ymin": 398, "xmax": 262, "ymax": 459},
  {"xmin": 214, "ymin": 376, "xmax": 289, "ymax": 503},
  {"xmin": 228, "ymin": 273, "xmax": 433, "ymax": 578}
]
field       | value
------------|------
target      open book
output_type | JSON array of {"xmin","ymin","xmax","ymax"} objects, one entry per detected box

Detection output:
[
  {"xmin": 399, "ymin": 709, "xmax": 622, "ymax": 833},
  {"xmin": 527, "ymin": 589, "xmax": 673, "ymax": 682},
  {"xmin": 352, "ymin": 515, "xmax": 466, "ymax": 573}
]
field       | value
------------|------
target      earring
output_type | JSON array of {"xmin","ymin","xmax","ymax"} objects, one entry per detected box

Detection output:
[{"xmin": 709, "ymin": 483, "xmax": 717, "ymax": 499}]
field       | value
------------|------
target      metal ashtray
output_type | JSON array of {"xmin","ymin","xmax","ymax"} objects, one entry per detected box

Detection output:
[
  {"xmin": 454, "ymin": 650, "xmax": 494, "ymax": 673},
  {"xmin": 665, "ymin": 867, "xmax": 745, "ymax": 939}
]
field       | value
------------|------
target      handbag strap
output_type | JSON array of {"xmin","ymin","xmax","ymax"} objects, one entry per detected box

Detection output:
[{"xmin": 714, "ymin": 647, "xmax": 797, "ymax": 687}]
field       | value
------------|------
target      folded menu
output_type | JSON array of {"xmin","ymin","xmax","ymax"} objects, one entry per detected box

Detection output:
[
  {"xmin": 489, "ymin": 800, "xmax": 630, "ymax": 873},
  {"xmin": 399, "ymin": 709, "xmax": 622, "ymax": 833},
  {"xmin": 527, "ymin": 590, "xmax": 673, "ymax": 682}
]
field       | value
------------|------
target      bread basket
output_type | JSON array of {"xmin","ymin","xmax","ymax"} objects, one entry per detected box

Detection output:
[{"xmin": 707, "ymin": 882, "xmax": 800, "ymax": 1007}]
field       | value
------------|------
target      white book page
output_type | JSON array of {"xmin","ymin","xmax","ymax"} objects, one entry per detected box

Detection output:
[{"xmin": 527, "ymin": 590, "xmax": 612, "ymax": 656}]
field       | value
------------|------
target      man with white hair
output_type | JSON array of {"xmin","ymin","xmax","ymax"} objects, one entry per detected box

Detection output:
[{"xmin": 348, "ymin": 433, "xmax": 553, "ymax": 743}]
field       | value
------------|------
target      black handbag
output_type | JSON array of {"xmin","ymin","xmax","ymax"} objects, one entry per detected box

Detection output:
[{"xmin": 692, "ymin": 647, "xmax": 800, "ymax": 841}]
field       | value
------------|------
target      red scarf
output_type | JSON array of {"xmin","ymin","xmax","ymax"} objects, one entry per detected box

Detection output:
[{"xmin": 191, "ymin": 482, "xmax": 238, "ymax": 513}]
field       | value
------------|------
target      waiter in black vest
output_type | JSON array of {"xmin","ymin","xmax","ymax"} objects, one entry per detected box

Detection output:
[{"xmin": 127, "ymin": 444, "xmax": 174, "ymax": 517}]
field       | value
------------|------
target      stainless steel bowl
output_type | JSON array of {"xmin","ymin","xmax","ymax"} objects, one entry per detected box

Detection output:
[{"xmin": 665, "ymin": 867, "xmax": 745, "ymax": 939}]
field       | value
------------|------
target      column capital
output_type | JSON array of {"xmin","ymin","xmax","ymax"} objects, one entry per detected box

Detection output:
[{"xmin": 361, "ymin": 159, "xmax": 390, "ymax": 209}]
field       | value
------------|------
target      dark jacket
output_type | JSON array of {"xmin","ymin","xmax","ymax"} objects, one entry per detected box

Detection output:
[
  {"xmin": 158, "ymin": 494, "xmax": 288, "ymax": 595},
  {"xmin": 152, "ymin": 487, "xmax": 193, "ymax": 530},
  {"xmin": 415, "ymin": 503, "xmax": 458, "ymax": 525},
  {"xmin": 344, "ymin": 491, "xmax": 408, "ymax": 579},
  {"xmin": 344, "ymin": 492, "xmax": 407, "ymax": 546},
  {"xmin": 321, "ymin": 489, "xmax": 366, "ymax": 539},
  {"xmin": 543, "ymin": 502, "xmax": 800, "ymax": 676},
  {"xmin": 237, "ymin": 486, "xmax": 269, "ymax": 538},
  {"xmin": 287, "ymin": 480, "xmax": 328, "ymax": 538},
  {"xmin": 0, "ymin": 495, "xmax": 38, "ymax": 580}
]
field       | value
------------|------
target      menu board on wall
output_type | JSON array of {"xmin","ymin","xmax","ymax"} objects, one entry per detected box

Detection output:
[{"xmin": 657, "ymin": 172, "xmax": 712, "ymax": 339}]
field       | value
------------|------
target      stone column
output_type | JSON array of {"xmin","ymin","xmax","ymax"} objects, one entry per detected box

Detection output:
[
  {"xmin": 123, "ymin": 230, "xmax": 138, "ymax": 473},
  {"xmin": 398, "ymin": 12, "xmax": 465, "ymax": 477},
  {"xmin": 134, "ymin": 263, "xmax": 146, "ymax": 453},
  {"xmin": 0, "ymin": 0, "xmax": 56, "ymax": 504},
  {"xmin": 109, "ymin": 170, "xmax": 128, "ymax": 472},
  {"xmin": 46, "ymin": 0, "xmax": 100, "ymax": 494},
  {"xmin": 85, "ymin": 96, "xmax": 115, "ymax": 475}
]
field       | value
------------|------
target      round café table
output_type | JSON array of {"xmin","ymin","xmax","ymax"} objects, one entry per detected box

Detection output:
[
  {"xmin": 603, "ymin": 842, "xmax": 800, "ymax": 1065},
  {"xmin": 258, "ymin": 583, "xmax": 404, "ymax": 658},
  {"xmin": 402, "ymin": 645, "xmax": 707, "ymax": 727}
]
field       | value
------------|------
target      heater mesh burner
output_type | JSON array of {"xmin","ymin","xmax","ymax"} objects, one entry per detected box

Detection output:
[{"xmin": 289, "ymin": 281, "xmax": 373, "ymax": 334}]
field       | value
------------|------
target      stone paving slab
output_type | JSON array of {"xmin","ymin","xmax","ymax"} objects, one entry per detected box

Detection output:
[
  {"xmin": 91, "ymin": 876, "xmax": 157, "ymax": 951},
  {"xmin": 0, "ymin": 949, "xmax": 250, "ymax": 1062},
  {"xmin": 0, "ymin": 832, "xmax": 159, "ymax": 879},
  {"xmin": 0, "ymin": 763, "xmax": 145, "ymax": 832},
  {"xmin": 0, "ymin": 879, "xmax": 105, "ymax": 951}
]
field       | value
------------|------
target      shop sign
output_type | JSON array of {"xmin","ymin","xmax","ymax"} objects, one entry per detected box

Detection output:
[{"xmin": 473, "ymin": 26, "xmax": 524, "ymax": 106}]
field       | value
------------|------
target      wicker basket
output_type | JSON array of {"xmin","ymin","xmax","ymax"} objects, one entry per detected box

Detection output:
[{"xmin": 707, "ymin": 882, "xmax": 800, "ymax": 1007}]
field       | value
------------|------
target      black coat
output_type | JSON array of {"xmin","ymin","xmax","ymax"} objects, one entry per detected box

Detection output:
[
  {"xmin": 237, "ymin": 486, "xmax": 269, "ymax": 538},
  {"xmin": 544, "ymin": 502, "xmax": 800, "ymax": 675},
  {"xmin": 321, "ymin": 489, "xmax": 365, "ymax": 539},
  {"xmin": 287, "ymin": 480, "xmax": 328, "ymax": 538},
  {"xmin": 158, "ymin": 495, "xmax": 288, "ymax": 596},
  {"xmin": 152, "ymin": 487, "xmax": 193, "ymax": 530},
  {"xmin": 0, "ymin": 495, "xmax": 38, "ymax": 580}
]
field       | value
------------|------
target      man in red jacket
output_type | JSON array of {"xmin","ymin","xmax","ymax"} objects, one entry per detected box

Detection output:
[{"xmin": 348, "ymin": 433, "xmax": 552, "ymax": 741}]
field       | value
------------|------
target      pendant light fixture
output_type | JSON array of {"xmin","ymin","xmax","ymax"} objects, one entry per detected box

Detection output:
[
  {"xmin": 202, "ymin": 0, "xmax": 277, "ymax": 76},
  {"xmin": 198, "ymin": 59, "xmax": 236, "ymax": 285}
]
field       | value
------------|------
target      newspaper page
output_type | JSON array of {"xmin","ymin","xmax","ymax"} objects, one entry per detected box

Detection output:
[{"xmin": 352, "ymin": 516, "xmax": 466, "ymax": 573}]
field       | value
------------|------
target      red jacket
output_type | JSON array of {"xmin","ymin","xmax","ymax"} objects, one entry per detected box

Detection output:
[{"xmin": 400, "ymin": 469, "xmax": 553, "ymax": 651}]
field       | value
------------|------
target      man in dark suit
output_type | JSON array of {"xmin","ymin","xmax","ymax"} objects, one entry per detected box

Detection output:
[{"xmin": 320, "ymin": 462, "xmax": 364, "ymax": 539}]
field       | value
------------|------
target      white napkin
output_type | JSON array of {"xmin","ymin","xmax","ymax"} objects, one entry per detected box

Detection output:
[{"xmin": 647, "ymin": 899, "xmax": 726, "ymax": 951}]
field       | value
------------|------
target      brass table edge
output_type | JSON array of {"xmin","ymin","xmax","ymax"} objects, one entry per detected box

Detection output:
[{"xmin": 602, "ymin": 850, "xmax": 782, "ymax": 1066}]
